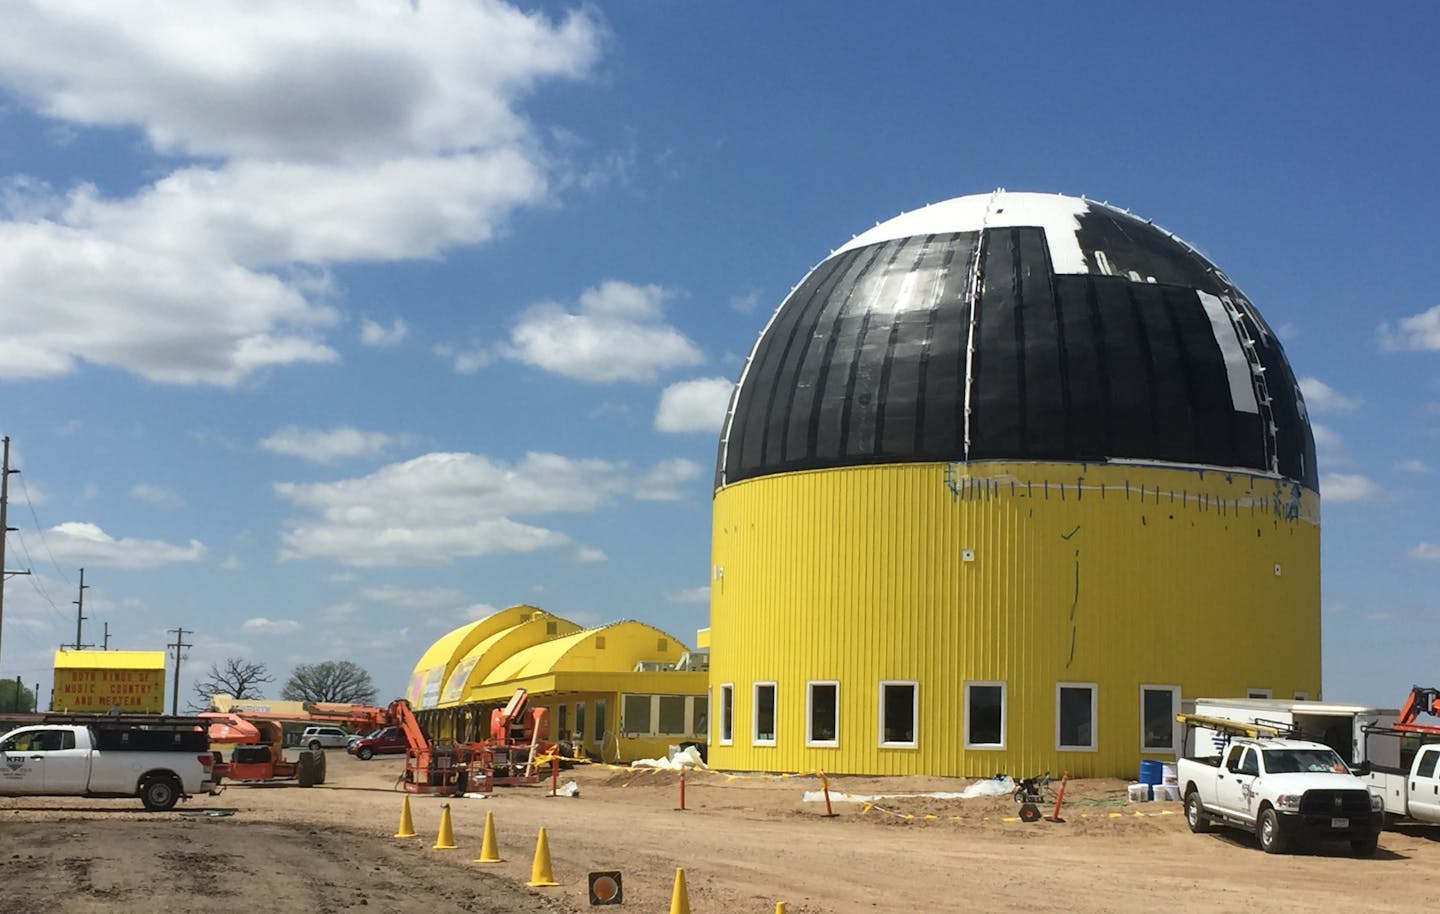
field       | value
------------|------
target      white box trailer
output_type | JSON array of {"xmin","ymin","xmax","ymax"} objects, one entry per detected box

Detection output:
[{"xmin": 1188, "ymin": 698, "xmax": 1398, "ymax": 766}]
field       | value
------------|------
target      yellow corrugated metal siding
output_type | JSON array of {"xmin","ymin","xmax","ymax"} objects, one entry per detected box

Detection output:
[
  {"xmin": 437, "ymin": 615, "xmax": 583, "ymax": 707},
  {"xmin": 707, "ymin": 461, "xmax": 1320, "ymax": 778},
  {"xmin": 407, "ymin": 604, "xmax": 550, "ymax": 707}
]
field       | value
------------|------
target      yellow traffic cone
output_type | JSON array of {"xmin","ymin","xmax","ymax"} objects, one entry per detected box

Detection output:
[
  {"xmin": 668, "ymin": 867, "xmax": 690, "ymax": 914},
  {"xmin": 527, "ymin": 827, "xmax": 559, "ymax": 886},
  {"xmin": 475, "ymin": 809, "xmax": 501, "ymax": 863},
  {"xmin": 433, "ymin": 802, "xmax": 458, "ymax": 850},
  {"xmin": 394, "ymin": 794, "xmax": 416, "ymax": 838}
]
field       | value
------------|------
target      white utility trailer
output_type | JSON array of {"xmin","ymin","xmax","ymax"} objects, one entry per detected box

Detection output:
[{"xmin": 1188, "ymin": 698, "xmax": 1398, "ymax": 766}]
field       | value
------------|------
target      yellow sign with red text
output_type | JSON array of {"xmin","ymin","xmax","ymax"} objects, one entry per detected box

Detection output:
[{"xmin": 52, "ymin": 650, "xmax": 167, "ymax": 713}]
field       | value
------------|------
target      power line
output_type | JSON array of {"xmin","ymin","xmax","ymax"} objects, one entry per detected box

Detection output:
[
  {"xmin": 13, "ymin": 531, "xmax": 68, "ymax": 620},
  {"xmin": 16, "ymin": 473, "xmax": 71, "ymax": 587}
]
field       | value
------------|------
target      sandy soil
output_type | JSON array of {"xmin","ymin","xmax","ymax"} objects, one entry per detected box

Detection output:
[{"xmin": 5, "ymin": 754, "xmax": 1440, "ymax": 913}]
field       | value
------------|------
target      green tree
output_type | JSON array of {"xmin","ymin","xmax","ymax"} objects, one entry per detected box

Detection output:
[
  {"xmin": 281, "ymin": 660, "xmax": 377, "ymax": 704},
  {"xmin": 0, "ymin": 678, "xmax": 36, "ymax": 713},
  {"xmin": 190, "ymin": 658, "xmax": 274, "ymax": 710}
]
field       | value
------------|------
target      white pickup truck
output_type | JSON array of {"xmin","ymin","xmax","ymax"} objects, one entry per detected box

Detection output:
[
  {"xmin": 1361, "ymin": 729, "xmax": 1440, "ymax": 825},
  {"xmin": 0, "ymin": 717, "xmax": 219, "ymax": 811},
  {"xmin": 1178, "ymin": 736, "xmax": 1384, "ymax": 856}
]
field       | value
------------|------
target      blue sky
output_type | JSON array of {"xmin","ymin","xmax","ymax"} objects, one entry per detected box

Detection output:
[{"xmin": 0, "ymin": 1, "xmax": 1436, "ymax": 710}]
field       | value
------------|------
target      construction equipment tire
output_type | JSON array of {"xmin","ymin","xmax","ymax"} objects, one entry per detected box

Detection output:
[{"xmin": 297, "ymin": 750, "xmax": 322, "ymax": 787}]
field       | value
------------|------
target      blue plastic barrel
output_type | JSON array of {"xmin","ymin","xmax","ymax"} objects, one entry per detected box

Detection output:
[{"xmin": 1138, "ymin": 759, "xmax": 1164, "ymax": 785}]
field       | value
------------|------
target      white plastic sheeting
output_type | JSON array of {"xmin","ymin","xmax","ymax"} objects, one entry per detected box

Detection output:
[
  {"xmin": 801, "ymin": 777, "xmax": 1015, "ymax": 804},
  {"xmin": 630, "ymin": 745, "xmax": 708, "ymax": 770}
]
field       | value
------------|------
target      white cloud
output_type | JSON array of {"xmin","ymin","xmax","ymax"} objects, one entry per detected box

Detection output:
[
  {"xmin": 666, "ymin": 586, "xmax": 710, "ymax": 603},
  {"xmin": 457, "ymin": 602, "xmax": 503, "ymax": 622},
  {"xmin": 360, "ymin": 318, "xmax": 408, "ymax": 348},
  {"xmin": 260, "ymin": 425, "xmax": 397, "ymax": 463},
  {"xmin": 219, "ymin": 554, "xmax": 244, "ymax": 571},
  {"xmin": 655, "ymin": 377, "xmax": 734, "ymax": 434},
  {"xmin": 0, "ymin": 2, "xmax": 604, "ymax": 386},
  {"xmin": 1298, "ymin": 377, "xmax": 1361, "ymax": 413},
  {"xmin": 1310, "ymin": 424, "xmax": 1345, "ymax": 467},
  {"xmin": 1395, "ymin": 459, "xmax": 1431, "ymax": 474},
  {"xmin": 1411, "ymin": 543, "xmax": 1440, "ymax": 560},
  {"xmin": 729, "ymin": 289, "xmax": 760, "ymax": 313},
  {"xmin": 129, "ymin": 483, "xmax": 184, "ymax": 506},
  {"xmin": 242, "ymin": 617, "xmax": 302, "ymax": 634},
  {"xmin": 505, "ymin": 280, "xmax": 703, "ymax": 382},
  {"xmin": 274, "ymin": 450, "xmax": 690, "ymax": 566},
  {"xmin": 575, "ymin": 545, "xmax": 606, "ymax": 563},
  {"xmin": 632, "ymin": 458, "xmax": 703, "ymax": 501},
  {"xmin": 0, "ymin": 2, "xmax": 602, "ymax": 161},
  {"xmin": 44, "ymin": 521, "xmax": 206, "ymax": 568},
  {"xmin": 357, "ymin": 585, "xmax": 466, "ymax": 609},
  {"xmin": 434, "ymin": 342, "xmax": 493, "ymax": 374},
  {"xmin": 1321, "ymin": 473, "xmax": 1386, "ymax": 503},
  {"xmin": 1379, "ymin": 304, "xmax": 1440, "ymax": 351}
]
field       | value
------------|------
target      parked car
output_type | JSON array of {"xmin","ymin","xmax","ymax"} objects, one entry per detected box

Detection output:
[
  {"xmin": 347, "ymin": 727, "xmax": 383, "ymax": 750},
  {"xmin": 301, "ymin": 726, "xmax": 352, "ymax": 750},
  {"xmin": 0, "ymin": 719, "xmax": 218, "ymax": 811},
  {"xmin": 348, "ymin": 726, "xmax": 408, "ymax": 760},
  {"xmin": 1179, "ymin": 736, "xmax": 1383, "ymax": 855}
]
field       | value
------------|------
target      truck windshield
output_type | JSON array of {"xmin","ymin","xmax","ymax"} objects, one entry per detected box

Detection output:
[{"xmin": 1261, "ymin": 748, "xmax": 1349, "ymax": 774}]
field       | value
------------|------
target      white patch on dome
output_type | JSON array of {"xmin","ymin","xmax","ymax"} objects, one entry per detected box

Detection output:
[
  {"xmin": 835, "ymin": 191, "xmax": 1092, "ymax": 274},
  {"xmin": 1198, "ymin": 291, "xmax": 1260, "ymax": 415}
]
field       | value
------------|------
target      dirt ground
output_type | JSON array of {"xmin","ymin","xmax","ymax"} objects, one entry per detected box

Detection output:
[{"xmin": 5, "ymin": 755, "xmax": 1440, "ymax": 913}]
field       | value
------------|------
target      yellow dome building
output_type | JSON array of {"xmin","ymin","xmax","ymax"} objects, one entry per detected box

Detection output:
[{"xmin": 706, "ymin": 191, "xmax": 1319, "ymax": 777}]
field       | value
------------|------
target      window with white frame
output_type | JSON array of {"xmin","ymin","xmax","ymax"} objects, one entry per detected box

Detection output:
[
  {"xmin": 879, "ymin": 681, "xmax": 918, "ymax": 747},
  {"xmin": 964, "ymin": 681, "xmax": 1005, "ymax": 748},
  {"xmin": 719, "ymin": 683, "xmax": 733, "ymax": 744},
  {"xmin": 1140, "ymin": 685, "xmax": 1181, "ymax": 753},
  {"xmin": 754, "ymin": 682, "xmax": 777, "ymax": 745},
  {"xmin": 807, "ymin": 681, "xmax": 839, "ymax": 746},
  {"xmin": 1247, "ymin": 688, "xmax": 1272, "ymax": 700},
  {"xmin": 622, "ymin": 694, "xmax": 652, "ymax": 735},
  {"xmin": 617, "ymin": 695, "xmax": 708, "ymax": 737},
  {"xmin": 1056, "ymin": 682, "xmax": 1097, "ymax": 751}
]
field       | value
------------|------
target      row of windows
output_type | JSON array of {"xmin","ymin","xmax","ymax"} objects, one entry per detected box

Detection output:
[{"xmin": 716, "ymin": 681, "xmax": 1194, "ymax": 752}]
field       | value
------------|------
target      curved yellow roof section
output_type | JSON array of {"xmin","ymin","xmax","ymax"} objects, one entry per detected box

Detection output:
[
  {"xmin": 406, "ymin": 604, "xmax": 547, "ymax": 708},
  {"xmin": 482, "ymin": 620, "xmax": 690, "ymax": 684},
  {"xmin": 435, "ymin": 613, "xmax": 582, "ymax": 707}
]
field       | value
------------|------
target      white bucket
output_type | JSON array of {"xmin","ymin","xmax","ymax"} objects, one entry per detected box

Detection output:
[
  {"xmin": 1127, "ymin": 783, "xmax": 1151, "ymax": 802},
  {"xmin": 1152, "ymin": 784, "xmax": 1180, "ymax": 801},
  {"xmin": 1161, "ymin": 762, "xmax": 1178, "ymax": 784}
]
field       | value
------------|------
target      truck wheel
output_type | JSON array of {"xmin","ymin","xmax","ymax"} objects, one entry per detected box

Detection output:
[
  {"xmin": 297, "ymin": 750, "xmax": 322, "ymax": 787},
  {"xmin": 140, "ymin": 775, "xmax": 181, "ymax": 812},
  {"xmin": 1257, "ymin": 808, "xmax": 1289, "ymax": 854},
  {"xmin": 1350, "ymin": 834, "xmax": 1379, "ymax": 857},
  {"xmin": 1184, "ymin": 791, "xmax": 1213, "ymax": 834},
  {"xmin": 357, "ymin": 746, "xmax": 375, "ymax": 761},
  {"xmin": 316, "ymin": 749, "xmax": 328, "ymax": 785}
]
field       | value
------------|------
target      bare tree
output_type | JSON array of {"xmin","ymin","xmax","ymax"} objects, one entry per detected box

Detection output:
[
  {"xmin": 191, "ymin": 658, "xmax": 274, "ymax": 709},
  {"xmin": 281, "ymin": 660, "xmax": 377, "ymax": 704}
]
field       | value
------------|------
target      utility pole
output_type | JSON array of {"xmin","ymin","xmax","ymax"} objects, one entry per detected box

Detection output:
[
  {"xmin": 103, "ymin": 622, "xmax": 111, "ymax": 650},
  {"xmin": 73, "ymin": 567, "xmax": 89, "ymax": 650},
  {"xmin": 167, "ymin": 626, "xmax": 192, "ymax": 715},
  {"xmin": 0, "ymin": 435, "xmax": 33, "ymax": 677}
]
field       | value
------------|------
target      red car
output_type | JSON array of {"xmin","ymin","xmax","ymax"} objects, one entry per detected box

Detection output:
[{"xmin": 347, "ymin": 726, "xmax": 408, "ymax": 760}]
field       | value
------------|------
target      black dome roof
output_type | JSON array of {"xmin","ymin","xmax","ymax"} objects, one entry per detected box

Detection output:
[{"xmin": 717, "ymin": 191, "xmax": 1316, "ymax": 490}]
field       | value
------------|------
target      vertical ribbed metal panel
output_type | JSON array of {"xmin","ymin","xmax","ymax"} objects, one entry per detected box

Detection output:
[{"xmin": 708, "ymin": 462, "xmax": 1320, "ymax": 777}]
